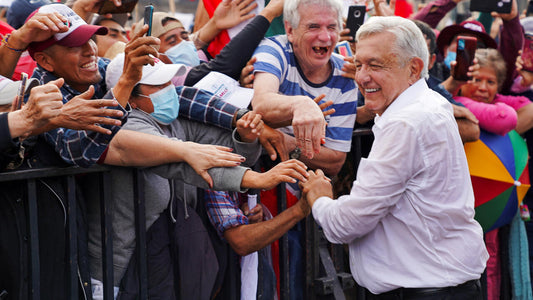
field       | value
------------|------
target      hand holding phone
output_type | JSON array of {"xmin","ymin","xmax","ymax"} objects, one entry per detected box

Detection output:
[
  {"xmin": 452, "ymin": 36, "xmax": 477, "ymax": 81},
  {"xmin": 470, "ymin": 0, "xmax": 512, "ymax": 14},
  {"xmin": 522, "ymin": 33, "xmax": 533, "ymax": 73},
  {"xmin": 345, "ymin": 5, "xmax": 365, "ymax": 40},
  {"xmin": 144, "ymin": 5, "xmax": 154, "ymax": 36}
]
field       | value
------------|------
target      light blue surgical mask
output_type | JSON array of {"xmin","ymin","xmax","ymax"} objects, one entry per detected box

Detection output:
[
  {"xmin": 444, "ymin": 51, "xmax": 456, "ymax": 69},
  {"xmin": 164, "ymin": 41, "xmax": 200, "ymax": 67},
  {"xmin": 140, "ymin": 85, "xmax": 180, "ymax": 125}
]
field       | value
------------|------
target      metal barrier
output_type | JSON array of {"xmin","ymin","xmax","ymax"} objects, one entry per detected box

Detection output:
[
  {"xmin": 0, "ymin": 127, "xmax": 373, "ymax": 300},
  {"xmin": 0, "ymin": 165, "xmax": 147, "ymax": 300}
]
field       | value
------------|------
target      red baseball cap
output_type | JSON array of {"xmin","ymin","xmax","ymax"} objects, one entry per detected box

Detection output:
[
  {"xmin": 27, "ymin": 4, "xmax": 108, "ymax": 58},
  {"xmin": 436, "ymin": 20, "xmax": 497, "ymax": 55}
]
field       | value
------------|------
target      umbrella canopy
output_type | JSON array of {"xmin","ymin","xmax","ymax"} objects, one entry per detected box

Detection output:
[{"xmin": 464, "ymin": 130, "xmax": 530, "ymax": 232}]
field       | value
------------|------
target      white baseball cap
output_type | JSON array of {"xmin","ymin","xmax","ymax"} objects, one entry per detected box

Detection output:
[
  {"xmin": 105, "ymin": 53, "xmax": 187, "ymax": 88},
  {"xmin": 0, "ymin": 75, "xmax": 40, "ymax": 105}
]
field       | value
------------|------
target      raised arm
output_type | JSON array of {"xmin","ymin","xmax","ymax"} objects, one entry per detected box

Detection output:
[
  {"xmin": 1, "ymin": 12, "xmax": 68, "ymax": 78},
  {"xmin": 411, "ymin": 0, "xmax": 462, "ymax": 28},
  {"xmin": 251, "ymin": 72, "xmax": 326, "ymax": 159}
]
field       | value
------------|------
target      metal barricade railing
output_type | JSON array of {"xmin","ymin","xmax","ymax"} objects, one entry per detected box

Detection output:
[
  {"xmin": 0, "ymin": 165, "xmax": 147, "ymax": 300},
  {"xmin": 1, "ymin": 127, "xmax": 373, "ymax": 300}
]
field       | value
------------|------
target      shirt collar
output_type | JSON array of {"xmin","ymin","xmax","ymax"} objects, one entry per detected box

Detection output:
[{"xmin": 374, "ymin": 78, "xmax": 428, "ymax": 124}]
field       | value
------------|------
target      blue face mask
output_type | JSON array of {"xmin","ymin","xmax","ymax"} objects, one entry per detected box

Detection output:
[
  {"xmin": 164, "ymin": 41, "xmax": 200, "ymax": 67},
  {"xmin": 444, "ymin": 51, "xmax": 456, "ymax": 69},
  {"xmin": 141, "ymin": 85, "xmax": 180, "ymax": 125}
]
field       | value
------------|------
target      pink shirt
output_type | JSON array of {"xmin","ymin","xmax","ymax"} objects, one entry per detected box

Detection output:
[{"xmin": 455, "ymin": 94, "xmax": 530, "ymax": 135}]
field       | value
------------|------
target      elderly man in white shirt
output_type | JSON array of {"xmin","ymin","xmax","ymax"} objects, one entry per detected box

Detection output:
[{"xmin": 300, "ymin": 16, "xmax": 488, "ymax": 299}]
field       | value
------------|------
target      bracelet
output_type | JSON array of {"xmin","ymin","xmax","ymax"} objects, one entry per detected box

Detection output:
[{"xmin": 1, "ymin": 34, "xmax": 26, "ymax": 52}]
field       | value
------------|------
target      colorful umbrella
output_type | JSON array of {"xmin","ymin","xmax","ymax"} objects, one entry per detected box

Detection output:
[{"xmin": 464, "ymin": 130, "xmax": 530, "ymax": 232}]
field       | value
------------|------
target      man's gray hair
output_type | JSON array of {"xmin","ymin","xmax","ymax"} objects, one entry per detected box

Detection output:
[
  {"xmin": 356, "ymin": 16, "xmax": 429, "ymax": 79},
  {"xmin": 284, "ymin": 0, "xmax": 343, "ymax": 30}
]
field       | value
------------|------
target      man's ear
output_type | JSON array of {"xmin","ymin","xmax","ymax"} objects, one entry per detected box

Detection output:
[
  {"xmin": 33, "ymin": 52, "xmax": 55, "ymax": 72},
  {"xmin": 408, "ymin": 57, "xmax": 424, "ymax": 83},
  {"xmin": 285, "ymin": 20, "xmax": 294, "ymax": 43}
]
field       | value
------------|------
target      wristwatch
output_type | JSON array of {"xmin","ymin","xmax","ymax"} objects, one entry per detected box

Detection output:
[{"xmin": 289, "ymin": 147, "xmax": 301, "ymax": 160}]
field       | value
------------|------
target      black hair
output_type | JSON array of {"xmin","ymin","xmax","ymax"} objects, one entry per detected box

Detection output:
[{"xmin": 413, "ymin": 20, "xmax": 437, "ymax": 54}]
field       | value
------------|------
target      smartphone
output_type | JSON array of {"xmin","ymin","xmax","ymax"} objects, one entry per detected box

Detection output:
[
  {"xmin": 345, "ymin": 5, "xmax": 366, "ymax": 40},
  {"xmin": 452, "ymin": 36, "xmax": 477, "ymax": 81},
  {"xmin": 15, "ymin": 73, "xmax": 28, "ymax": 110},
  {"xmin": 470, "ymin": 0, "xmax": 511, "ymax": 14},
  {"xmin": 522, "ymin": 34, "xmax": 533, "ymax": 73},
  {"xmin": 98, "ymin": 0, "xmax": 139, "ymax": 14},
  {"xmin": 144, "ymin": 5, "xmax": 154, "ymax": 36}
]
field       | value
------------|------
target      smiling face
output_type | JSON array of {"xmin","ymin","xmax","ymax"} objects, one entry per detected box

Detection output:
[
  {"xmin": 37, "ymin": 40, "xmax": 101, "ymax": 93},
  {"xmin": 354, "ymin": 31, "xmax": 418, "ymax": 115},
  {"xmin": 459, "ymin": 66, "xmax": 498, "ymax": 103},
  {"xmin": 285, "ymin": 3, "xmax": 339, "ymax": 79}
]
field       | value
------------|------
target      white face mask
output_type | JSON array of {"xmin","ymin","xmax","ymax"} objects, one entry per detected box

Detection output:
[{"xmin": 164, "ymin": 41, "xmax": 200, "ymax": 67}]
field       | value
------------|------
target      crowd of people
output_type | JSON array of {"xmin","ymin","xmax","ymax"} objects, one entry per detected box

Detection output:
[{"xmin": 1, "ymin": 0, "xmax": 533, "ymax": 299}]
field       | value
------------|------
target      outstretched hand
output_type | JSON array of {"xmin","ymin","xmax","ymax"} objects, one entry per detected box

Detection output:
[
  {"xmin": 182, "ymin": 142, "xmax": 247, "ymax": 188},
  {"xmin": 292, "ymin": 95, "xmax": 328, "ymax": 159},
  {"xmin": 299, "ymin": 169, "xmax": 332, "ymax": 207},
  {"xmin": 255, "ymin": 159, "xmax": 309, "ymax": 190},
  {"xmin": 51, "ymin": 83, "xmax": 124, "ymax": 135},
  {"xmin": 236, "ymin": 110, "xmax": 264, "ymax": 142},
  {"xmin": 214, "ymin": 0, "xmax": 258, "ymax": 30},
  {"xmin": 259, "ymin": 125, "xmax": 289, "ymax": 161}
]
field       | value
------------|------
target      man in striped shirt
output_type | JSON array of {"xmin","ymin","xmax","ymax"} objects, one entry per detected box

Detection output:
[{"xmin": 251, "ymin": 0, "xmax": 357, "ymax": 176}]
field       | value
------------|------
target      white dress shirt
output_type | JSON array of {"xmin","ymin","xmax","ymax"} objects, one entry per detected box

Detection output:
[{"xmin": 312, "ymin": 79, "xmax": 489, "ymax": 294}]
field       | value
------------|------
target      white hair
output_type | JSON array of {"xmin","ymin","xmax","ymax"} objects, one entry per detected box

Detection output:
[
  {"xmin": 283, "ymin": 0, "xmax": 344, "ymax": 30},
  {"xmin": 356, "ymin": 16, "xmax": 429, "ymax": 79}
]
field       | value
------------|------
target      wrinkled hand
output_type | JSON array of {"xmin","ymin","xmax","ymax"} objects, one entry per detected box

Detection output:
[
  {"xmin": 292, "ymin": 95, "xmax": 327, "ymax": 159},
  {"xmin": 236, "ymin": 110, "xmax": 264, "ymax": 142},
  {"xmin": 20, "ymin": 79, "xmax": 64, "ymax": 133},
  {"xmin": 51, "ymin": 84, "xmax": 124, "ymax": 134},
  {"xmin": 450, "ymin": 58, "xmax": 480, "ymax": 84},
  {"xmin": 214, "ymin": 0, "xmax": 257, "ymax": 30},
  {"xmin": 259, "ymin": 125, "xmax": 288, "ymax": 161},
  {"xmin": 341, "ymin": 56, "xmax": 356, "ymax": 80},
  {"xmin": 242, "ymin": 202, "xmax": 263, "ymax": 223},
  {"xmin": 299, "ymin": 169, "xmax": 332, "ymax": 207},
  {"xmin": 182, "ymin": 142, "xmax": 246, "ymax": 188},
  {"xmin": 10, "ymin": 12, "xmax": 69, "ymax": 47},
  {"xmin": 239, "ymin": 57, "xmax": 256, "ymax": 88},
  {"xmin": 373, "ymin": 0, "xmax": 396, "ymax": 17},
  {"xmin": 258, "ymin": 159, "xmax": 309, "ymax": 190},
  {"xmin": 453, "ymin": 104, "xmax": 478, "ymax": 124}
]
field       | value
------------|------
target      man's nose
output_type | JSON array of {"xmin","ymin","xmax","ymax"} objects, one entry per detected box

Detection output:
[
  {"xmin": 355, "ymin": 65, "xmax": 370, "ymax": 84},
  {"xmin": 318, "ymin": 27, "xmax": 331, "ymax": 42}
]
